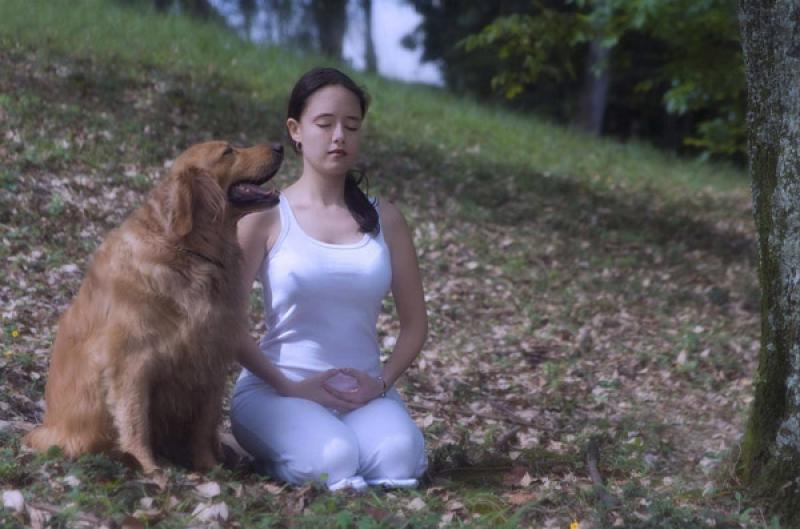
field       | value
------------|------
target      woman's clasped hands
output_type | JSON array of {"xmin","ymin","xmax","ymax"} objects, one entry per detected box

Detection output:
[{"xmin": 282, "ymin": 368, "xmax": 385, "ymax": 412}]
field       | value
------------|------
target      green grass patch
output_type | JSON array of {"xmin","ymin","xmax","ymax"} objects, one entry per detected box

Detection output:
[{"xmin": 0, "ymin": 0, "xmax": 748, "ymax": 201}]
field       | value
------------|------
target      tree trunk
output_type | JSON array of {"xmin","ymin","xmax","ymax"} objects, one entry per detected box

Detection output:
[
  {"xmin": 239, "ymin": 0, "xmax": 257, "ymax": 40},
  {"xmin": 738, "ymin": 0, "xmax": 800, "ymax": 517},
  {"xmin": 154, "ymin": 0, "xmax": 172, "ymax": 12},
  {"xmin": 178, "ymin": 0, "xmax": 213, "ymax": 20},
  {"xmin": 575, "ymin": 38, "xmax": 610, "ymax": 135},
  {"xmin": 362, "ymin": 0, "xmax": 378, "ymax": 73},
  {"xmin": 311, "ymin": 0, "xmax": 347, "ymax": 60}
]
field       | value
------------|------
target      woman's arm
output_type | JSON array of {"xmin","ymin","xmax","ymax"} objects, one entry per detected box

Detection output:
[
  {"xmin": 235, "ymin": 209, "xmax": 292, "ymax": 394},
  {"xmin": 379, "ymin": 200, "xmax": 428, "ymax": 388}
]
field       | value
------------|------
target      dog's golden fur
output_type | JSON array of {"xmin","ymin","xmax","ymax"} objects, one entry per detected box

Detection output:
[{"xmin": 24, "ymin": 141, "xmax": 282, "ymax": 473}]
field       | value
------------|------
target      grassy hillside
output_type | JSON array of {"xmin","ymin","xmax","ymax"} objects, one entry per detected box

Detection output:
[
  {"xmin": 0, "ymin": 1, "xmax": 772, "ymax": 528},
  {"xmin": 0, "ymin": 0, "xmax": 747, "ymax": 194}
]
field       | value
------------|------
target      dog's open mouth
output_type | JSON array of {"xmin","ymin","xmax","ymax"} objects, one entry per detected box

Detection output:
[
  {"xmin": 228, "ymin": 156, "xmax": 282, "ymax": 207},
  {"xmin": 229, "ymin": 181, "xmax": 280, "ymax": 206}
]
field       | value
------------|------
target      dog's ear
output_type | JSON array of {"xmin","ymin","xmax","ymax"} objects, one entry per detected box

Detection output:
[
  {"xmin": 190, "ymin": 168, "xmax": 227, "ymax": 225},
  {"xmin": 168, "ymin": 167, "xmax": 226, "ymax": 237},
  {"xmin": 169, "ymin": 169, "xmax": 194, "ymax": 238}
]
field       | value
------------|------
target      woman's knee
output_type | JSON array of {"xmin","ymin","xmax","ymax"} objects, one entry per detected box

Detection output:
[
  {"xmin": 363, "ymin": 429, "xmax": 426, "ymax": 479},
  {"xmin": 280, "ymin": 434, "xmax": 361, "ymax": 485}
]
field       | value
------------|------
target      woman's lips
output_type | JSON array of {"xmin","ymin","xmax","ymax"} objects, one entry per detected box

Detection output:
[{"xmin": 328, "ymin": 149, "xmax": 347, "ymax": 156}]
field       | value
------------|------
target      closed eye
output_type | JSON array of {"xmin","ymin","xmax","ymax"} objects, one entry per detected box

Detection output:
[{"xmin": 222, "ymin": 146, "xmax": 234, "ymax": 157}]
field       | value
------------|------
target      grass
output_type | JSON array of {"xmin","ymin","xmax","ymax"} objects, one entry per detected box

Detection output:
[
  {"xmin": 1, "ymin": 0, "xmax": 747, "ymax": 196},
  {"xmin": 0, "ymin": 0, "xmax": 775, "ymax": 527}
]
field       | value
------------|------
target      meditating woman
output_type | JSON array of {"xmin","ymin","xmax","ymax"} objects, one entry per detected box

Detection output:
[{"xmin": 233, "ymin": 67, "xmax": 428, "ymax": 491}]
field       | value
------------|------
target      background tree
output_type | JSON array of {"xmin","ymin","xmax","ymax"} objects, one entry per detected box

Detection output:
[
  {"xmin": 408, "ymin": 0, "xmax": 744, "ymax": 158},
  {"xmin": 238, "ymin": 0, "xmax": 257, "ymax": 40},
  {"xmin": 310, "ymin": 0, "xmax": 347, "ymax": 60},
  {"xmin": 361, "ymin": 0, "xmax": 377, "ymax": 73},
  {"xmin": 403, "ymin": 1, "xmax": 531, "ymax": 96},
  {"xmin": 575, "ymin": 0, "xmax": 611, "ymax": 134},
  {"xmin": 738, "ymin": 0, "xmax": 800, "ymax": 520},
  {"xmin": 260, "ymin": 0, "xmax": 317, "ymax": 52},
  {"xmin": 154, "ymin": 0, "xmax": 214, "ymax": 19}
]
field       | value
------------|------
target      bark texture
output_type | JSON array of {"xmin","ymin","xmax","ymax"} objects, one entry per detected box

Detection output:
[{"xmin": 738, "ymin": 0, "xmax": 800, "ymax": 511}]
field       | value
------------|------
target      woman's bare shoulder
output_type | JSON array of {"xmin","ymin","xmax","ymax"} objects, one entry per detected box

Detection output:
[
  {"xmin": 238, "ymin": 205, "xmax": 282, "ymax": 250},
  {"xmin": 379, "ymin": 200, "xmax": 409, "ymax": 235}
]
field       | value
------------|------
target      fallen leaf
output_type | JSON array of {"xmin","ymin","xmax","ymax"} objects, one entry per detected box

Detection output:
[
  {"xmin": 263, "ymin": 483, "xmax": 285, "ymax": 495},
  {"xmin": 502, "ymin": 466, "xmax": 529, "ymax": 486},
  {"xmin": 191, "ymin": 501, "xmax": 229, "ymax": 522},
  {"xmin": 26, "ymin": 504, "xmax": 51, "ymax": 529},
  {"xmin": 120, "ymin": 515, "xmax": 146, "ymax": 529},
  {"xmin": 507, "ymin": 491, "xmax": 537, "ymax": 506},
  {"xmin": 438, "ymin": 512, "xmax": 455, "ymax": 528},
  {"xmin": 407, "ymin": 497, "xmax": 426, "ymax": 511},
  {"xmin": 363, "ymin": 504, "xmax": 391, "ymax": 521},
  {"xmin": 446, "ymin": 500, "xmax": 464, "ymax": 511},
  {"xmin": 195, "ymin": 481, "xmax": 221, "ymax": 498},
  {"xmin": 2, "ymin": 489, "xmax": 24, "ymax": 513}
]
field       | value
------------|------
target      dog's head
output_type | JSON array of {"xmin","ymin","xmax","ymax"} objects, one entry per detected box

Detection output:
[{"xmin": 165, "ymin": 141, "xmax": 283, "ymax": 237}]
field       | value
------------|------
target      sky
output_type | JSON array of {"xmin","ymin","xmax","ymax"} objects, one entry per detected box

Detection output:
[
  {"xmin": 342, "ymin": 0, "xmax": 443, "ymax": 85},
  {"xmin": 210, "ymin": 0, "xmax": 443, "ymax": 86}
]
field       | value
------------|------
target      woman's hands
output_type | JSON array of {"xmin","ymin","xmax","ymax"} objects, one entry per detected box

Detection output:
[
  {"xmin": 323, "ymin": 368, "xmax": 385, "ymax": 407},
  {"xmin": 281, "ymin": 369, "xmax": 366, "ymax": 412},
  {"xmin": 280, "ymin": 368, "xmax": 385, "ymax": 412}
]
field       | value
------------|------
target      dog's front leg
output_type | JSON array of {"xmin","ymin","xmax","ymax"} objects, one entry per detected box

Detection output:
[
  {"xmin": 189, "ymin": 385, "xmax": 223, "ymax": 471},
  {"xmin": 107, "ymin": 363, "xmax": 160, "ymax": 475}
]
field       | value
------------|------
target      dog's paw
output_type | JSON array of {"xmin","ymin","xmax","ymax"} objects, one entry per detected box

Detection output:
[{"xmin": 143, "ymin": 468, "xmax": 168, "ymax": 491}]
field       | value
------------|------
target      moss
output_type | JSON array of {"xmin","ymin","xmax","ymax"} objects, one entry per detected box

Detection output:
[
  {"xmin": 737, "ymin": 0, "xmax": 800, "ymax": 488},
  {"xmin": 740, "ymin": 139, "xmax": 788, "ymax": 482},
  {"xmin": 742, "ymin": 454, "xmax": 800, "ymax": 526}
]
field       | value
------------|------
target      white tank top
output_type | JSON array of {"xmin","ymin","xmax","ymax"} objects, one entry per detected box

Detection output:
[{"xmin": 239, "ymin": 194, "xmax": 392, "ymax": 385}]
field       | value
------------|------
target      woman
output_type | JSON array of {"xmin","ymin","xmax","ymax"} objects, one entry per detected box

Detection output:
[{"xmin": 232, "ymin": 67, "xmax": 428, "ymax": 491}]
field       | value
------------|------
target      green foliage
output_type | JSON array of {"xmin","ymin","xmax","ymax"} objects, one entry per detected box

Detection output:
[
  {"xmin": 460, "ymin": 0, "xmax": 745, "ymax": 158},
  {"xmin": 462, "ymin": 9, "xmax": 580, "ymax": 99}
]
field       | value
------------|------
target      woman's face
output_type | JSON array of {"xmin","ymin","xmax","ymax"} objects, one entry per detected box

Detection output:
[{"xmin": 288, "ymin": 84, "xmax": 363, "ymax": 178}]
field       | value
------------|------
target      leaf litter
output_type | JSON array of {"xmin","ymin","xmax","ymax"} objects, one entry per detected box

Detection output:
[{"xmin": 0, "ymin": 45, "xmax": 765, "ymax": 527}]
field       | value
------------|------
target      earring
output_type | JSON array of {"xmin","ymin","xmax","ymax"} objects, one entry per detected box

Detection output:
[{"xmin": 296, "ymin": 141, "xmax": 302, "ymax": 152}]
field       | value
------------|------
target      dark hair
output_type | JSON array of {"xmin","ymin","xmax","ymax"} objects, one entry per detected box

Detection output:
[{"xmin": 286, "ymin": 67, "xmax": 379, "ymax": 236}]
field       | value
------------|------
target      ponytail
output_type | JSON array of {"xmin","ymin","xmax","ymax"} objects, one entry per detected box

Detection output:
[{"xmin": 344, "ymin": 169, "xmax": 379, "ymax": 235}]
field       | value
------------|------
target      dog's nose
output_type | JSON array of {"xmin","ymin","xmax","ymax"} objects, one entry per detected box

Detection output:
[{"xmin": 272, "ymin": 143, "xmax": 284, "ymax": 154}]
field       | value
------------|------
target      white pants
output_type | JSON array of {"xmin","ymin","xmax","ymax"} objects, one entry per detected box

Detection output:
[{"xmin": 231, "ymin": 375, "xmax": 428, "ymax": 490}]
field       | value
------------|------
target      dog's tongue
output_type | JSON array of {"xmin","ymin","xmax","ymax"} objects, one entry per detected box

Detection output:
[{"xmin": 229, "ymin": 183, "xmax": 277, "ymax": 204}]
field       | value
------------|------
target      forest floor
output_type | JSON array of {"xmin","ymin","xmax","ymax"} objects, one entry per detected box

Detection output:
[{"xmin": 0, "ymin": 9, "xmax": 774, "ymax": 528}]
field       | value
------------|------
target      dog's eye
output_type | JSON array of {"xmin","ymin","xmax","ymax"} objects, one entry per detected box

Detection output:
[{"xmin": 222, "ymin": 146, "xmax": 234, "ymax": 157}]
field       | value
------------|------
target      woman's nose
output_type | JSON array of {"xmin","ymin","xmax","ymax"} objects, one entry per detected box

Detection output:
[{"xmin": 332, "ymin": 123, "xmax": 345, "ymax": 143}]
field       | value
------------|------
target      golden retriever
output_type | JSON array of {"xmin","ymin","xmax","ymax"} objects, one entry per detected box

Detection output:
[{"xmin": 24, "ymin": 141, "xmax": 283, "ymax": 474}]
